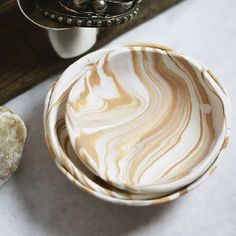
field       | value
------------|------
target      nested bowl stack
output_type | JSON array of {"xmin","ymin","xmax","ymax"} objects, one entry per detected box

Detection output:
[{"xmin": 44, "ymin": 43, "xmax": 231, "ymax": 206}]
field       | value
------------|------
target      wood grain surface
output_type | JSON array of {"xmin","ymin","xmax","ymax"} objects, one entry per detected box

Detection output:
[{"xmin": 0, "ymin": 0, "xmax": 183, "ymax": 104}]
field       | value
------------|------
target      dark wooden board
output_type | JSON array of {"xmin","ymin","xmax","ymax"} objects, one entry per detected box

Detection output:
[{"xmin": 0, "ymin": 0, "xmax": 183, "ymax": 104}]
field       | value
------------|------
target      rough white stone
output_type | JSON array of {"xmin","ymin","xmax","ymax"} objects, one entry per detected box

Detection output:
[{"xmin": 0, "ymin": 106, "xmax": 27, "ymax": 188}]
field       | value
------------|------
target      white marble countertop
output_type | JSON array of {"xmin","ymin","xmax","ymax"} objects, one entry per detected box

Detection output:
[{"xmin": 1, "ymin": 0, "xmax": 236, "ymax": 235}]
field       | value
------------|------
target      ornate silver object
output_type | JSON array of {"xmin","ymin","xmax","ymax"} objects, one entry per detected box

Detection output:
[
  {"xmin": 39, "ymin": 0, "xmax": 140, "ymax": 28},
  {"xmin": 17, "ymin": 0, "xmax": 141, "ymax": 58},
  {"xmin": 17, "ymin": 0, "xmax": 141, "ymax": 29}
]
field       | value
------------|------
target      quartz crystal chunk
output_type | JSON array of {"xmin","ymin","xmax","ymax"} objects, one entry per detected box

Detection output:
[{"xmin": 0, "ymin": 107, "xmax": 27, "ymax": 188}]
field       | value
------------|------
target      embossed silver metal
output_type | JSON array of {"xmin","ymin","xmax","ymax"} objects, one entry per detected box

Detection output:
[
  {"xmin": 92, "ymin": 0, "xmax": 107, "ymax": 14},
  {"xmin": 17, "ymin": 0, "xmax": 141, "ymax": 58},
  {"xmin": 17, "ymin": 0, "xmax": 141, "ymax": 29}
]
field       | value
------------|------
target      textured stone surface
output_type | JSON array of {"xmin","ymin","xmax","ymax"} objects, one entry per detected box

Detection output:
[{"xmin": 0, "ymin": 106, "xmax": 27, "ymax": 187}]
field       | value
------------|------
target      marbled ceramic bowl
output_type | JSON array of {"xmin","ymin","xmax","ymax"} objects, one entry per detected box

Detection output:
[{"xmin": 44, "ymin": 43, "xmax": 231, "ymax": 205}]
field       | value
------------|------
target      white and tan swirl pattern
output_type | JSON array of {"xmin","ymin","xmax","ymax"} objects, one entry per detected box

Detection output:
[{"xmin": 66, "ymin": 47, "xmax": 229, "ymax": 193}]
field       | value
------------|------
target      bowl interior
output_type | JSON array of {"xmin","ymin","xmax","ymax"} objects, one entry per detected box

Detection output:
[
  {"xmin": 44, "ymin": 47, "xmax": 176, "ymax": 201},
  {"xmin": 65, "ymin": 46, "xmax": 228, "ymax": 193}
]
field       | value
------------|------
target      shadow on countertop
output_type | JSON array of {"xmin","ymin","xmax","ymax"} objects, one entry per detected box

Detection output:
[{"xmin": 12, "ymin": 100, "xmax": 178, "ymax": 236}]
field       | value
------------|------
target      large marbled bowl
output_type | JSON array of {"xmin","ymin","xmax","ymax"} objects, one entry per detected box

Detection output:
[{"xmin": 44, "ymin": 43, "xmax": 231, "ymax": 206}]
